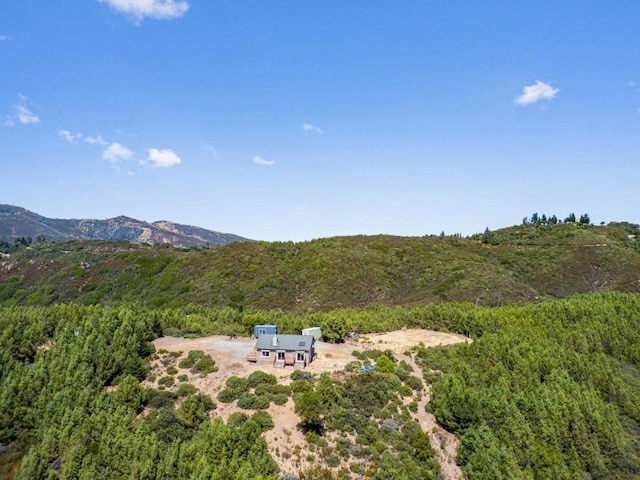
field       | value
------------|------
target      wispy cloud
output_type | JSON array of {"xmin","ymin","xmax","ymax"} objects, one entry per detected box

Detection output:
[
  {"xmin": 85, "ymin": 134, "xmax": 108, "ymax": 146},
  {"xmin": 253, "ymin": 155, "xmax": 275, "ymax": 166},
  {"xmin": 143, "ymin": 148, "xmax": 182, "ymax": 168},
  {"xmin": 203, "ymin": 144, "xmax": 218, "ymax": 157},
  {"xmin": 0, "ymin": 35, "xmax": 10, "ymax": 41},
  {"xmin": 4, "ymin": 94, "xmax": 40, "ymax": 126},
  {"xmin": 59, "ymin": 130, "xmax": 110, "ymax": 146},
  {"xmin": 58, "ymin": 130, "xmax": 83, "ymax": 143},
  {"xmin": 103, "ymin": 142, "xmax": 134, "ymax": 162},
  {"xmin": 515, "ymin": 81, "xmax": 559, "ymax": 106},
  {"xmin": 97, "ymin": 0, "xmax": 189, "ymax": 22},
  {"xmin": 303, "ymin": 123, "xmax": 323, "ymax": 135}
]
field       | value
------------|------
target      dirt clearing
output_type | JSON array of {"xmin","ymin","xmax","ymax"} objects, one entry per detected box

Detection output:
[
  {"xmin": 150, "ymin": 329, "xmax": 470, "ymax": 479},
  {"xmin": 152, "ymin": 328, "xmax": 469, "ymax": 382}
]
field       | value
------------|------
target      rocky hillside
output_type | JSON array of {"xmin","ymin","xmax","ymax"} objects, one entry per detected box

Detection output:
[{"xmin": 0, "ymin": 204, "xmax": 248, "ymax": 248}]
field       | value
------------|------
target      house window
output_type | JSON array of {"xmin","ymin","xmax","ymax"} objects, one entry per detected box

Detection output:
[
  {"xmin": 261, "ymin": 351, "xmax": 270, "ymax": 357},
  {"xmin": 296, "ymin": 351, "xmax": 305, "ymax": 362},
  {"xmin": 277, "ymin": 351, "xmax": 285, "ymax": 361},
  {"xmin": 259, "ymin": 328, "xmax": 267, "ymax": 335}
]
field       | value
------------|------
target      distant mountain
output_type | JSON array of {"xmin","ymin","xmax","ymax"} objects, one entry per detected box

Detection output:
[{"xmin": 0, "ymin": 204, "xmax": 248, "ymax": 248}]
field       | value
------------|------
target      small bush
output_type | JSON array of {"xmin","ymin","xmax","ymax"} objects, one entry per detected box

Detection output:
[
  {"xmin": 247, "ymin": 371, "xmax": 277, "ymax": 388},
  {"xmin": 404, "ymin": 375, "xmax": 423, "ymax": 391},
  {"xmin": 399, "ymin": 360, "xmax": 413, "ymax": 372},
  {"xmin": 166, "ymin": 366, "xmax": 178, "ymax": 375},
  {"xmin": 238, "ymin": 393, "xmax": 269, "ymax": 410},
  {"xmin": 272, "ymin": 393, "xmax": 289, "ymax": 405},
  {"xmin": 178, "ymin": 357, "xmax": 195, "ymax": 369},
  {"xmin": 398, "ymin": 384, "xmax": 413, "ymax": 397},
  {"xmin": 178, "ymin": 350, "xmax": 205, "ymax": 369},
  {"xmin": 227, "ymin": 412, "xmax": 249, "ymax": 429},
  {"xmin": 226, "ymin": 376, "xmax": 250, "ymax": 392},
  {"xmin": 254, "ymin": 395, "xmax": 270, "ymax": 409},
  {"xmin": 290, "ymin": 379, "xmax": 314, "ymax": 394},
  {"xmin": 158, "ymin": 376, "xmax": 174, "ymax": 388},
  {"xmin": 380, "ymin": 418, "xmax": 398, "ymax": 433},
  {"xmin": 326, "ymin": 455, "xmax": 340, "ymax": 467},
  {"xmin": 217, "ymin": 388, "xmax": 237, "ymax": 403},
  {"xmin": 251, "ymin": 411, "xmax": 275, "ymax": 431},
  {"xmin": 177, "ymin": 374, "xmax": 188, "ymax": 382},
  {"xmin": 145, "ymin": 389, "xmax": 177, "ymax": 409},
  {"xmin": 192, "ymin": 355, "xmax": 218, "ymax": 375},
  {"xmin": 176, "ymin": 383, "xmax": 197, "ymax": 397},
  {"xmin": 237, "ymin": 393, "xmax": 256, "ymax": 409},
  {"xmin": 344, "ymin": 361, "xmax": 362, "ymax": 373},
  {"xmin": 290, "ymin": 370, "xmax": 315, "ymax": 383}
]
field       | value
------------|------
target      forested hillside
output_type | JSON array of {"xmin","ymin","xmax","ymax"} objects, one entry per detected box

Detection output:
[
  {"xmin": 1, "ymin": 221, "xmax": 640, "ymax": 311},
  {"xmin": 1, "ymin": 294, "xmax": 639, "ymax": 479}
]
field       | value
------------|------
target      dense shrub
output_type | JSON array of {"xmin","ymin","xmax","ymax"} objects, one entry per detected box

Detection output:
[
  {"xmin": 158, "ymin": 375, "xmax": 175, "ymax": 388},
  {"xmin": 247, "ymin": 371, "xmax": 277, "ymax": 388},
  {"xmin": 176, "ymin": 383, "xmax": 197, "ymax": 397}
]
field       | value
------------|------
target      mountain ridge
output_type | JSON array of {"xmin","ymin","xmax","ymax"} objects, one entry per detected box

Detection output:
[
  {"xmin": 1, "ymin": 218, "xmax": 639, "ymax": 310},
  {"xmin": 0, "ymin": 204, "xmax": 248, "ymax": 248}
]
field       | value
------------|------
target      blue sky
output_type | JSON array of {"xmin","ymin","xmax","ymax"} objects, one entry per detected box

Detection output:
[{"xmin": 1, "ymin": 1, "xmax": 639, "ymax": 241}]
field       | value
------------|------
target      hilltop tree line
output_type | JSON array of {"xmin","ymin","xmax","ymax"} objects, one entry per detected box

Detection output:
[
  {"xmin": 522, "ymin": 212, "xmax": 591, "ymax": 226},
  {"xmin": 0, "ymin": 235, "xmax": 47, "ymax": 254}
]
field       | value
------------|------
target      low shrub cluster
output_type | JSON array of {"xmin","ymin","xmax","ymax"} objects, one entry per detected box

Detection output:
[{"xmin": 217, "ymin": 371, "xmax": 290, "ymax": 410}]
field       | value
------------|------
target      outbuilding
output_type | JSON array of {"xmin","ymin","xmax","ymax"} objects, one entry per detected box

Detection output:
[
  {"xmin": 253, "ymin": 325, "xmax": 278, "ymax": 338},
  {"xmin": 301, "ymin": 327, "xmax": 322, "ymax": 339}
]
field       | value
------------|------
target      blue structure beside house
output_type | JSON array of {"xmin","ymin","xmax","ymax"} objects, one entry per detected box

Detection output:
[{"xmin": 253, "ymin": 325, "xmax": 278, "ymax": 338}]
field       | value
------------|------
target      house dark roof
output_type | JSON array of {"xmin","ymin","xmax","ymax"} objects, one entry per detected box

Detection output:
[{"xmin": 255, "ymin": 334, "xmax": 315, "ymax": 352}]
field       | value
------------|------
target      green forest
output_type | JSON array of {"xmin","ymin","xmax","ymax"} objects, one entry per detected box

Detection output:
[{"xmin": 1, "ymin": 293, "xmax": 639, "ymax": 479}]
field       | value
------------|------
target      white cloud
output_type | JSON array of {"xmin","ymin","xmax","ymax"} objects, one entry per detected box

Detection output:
[
  {"xmin": 102, "ymin": 142, "xmax": 134, "ymax": 162},
  {"xmin": 515, "ymin": 81, "xmax": 559, "ymax": 106},
  {"xmin": 98, "ymin": 0, "xmax": 189, "ymax": 22},
  {"xmin": 252, "ymin": 155, "xmax": 275, "ymax": 166},
  {"xmin": 303, "ymin": 123, "xmax": 323, "ymax": 135},
  {"xmin": 58, "ymin": 130, "xmax": 83, "ymax": 143},
  {"xmin": 16, "ymin": 105, "xmax": 40, "ymax": 124},
  {"xmin": 5, "ymin": 95, "xmax": 40, "ymax": 126},
  {"xmin": 144, "ymin": 148, "xmax": 182, "ymax": 168},
  {"xmin": 0, "ymin": 35, "xmax": 10, "ymax": 41},
  {"xmin": 85, "ymin": 134, "xmax": 108, "ymax": 146}
]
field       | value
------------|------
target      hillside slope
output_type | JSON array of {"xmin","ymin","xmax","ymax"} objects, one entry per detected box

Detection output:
[
  {"xmin": 1, "ymin": 222, "xmax": 639, "ymax": 310},
  {"xmin": 0, "ymin": 204, "xmax": 247, "ymax": 248}
]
